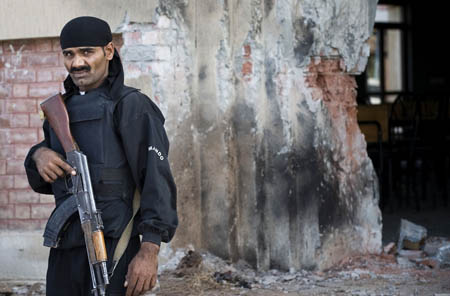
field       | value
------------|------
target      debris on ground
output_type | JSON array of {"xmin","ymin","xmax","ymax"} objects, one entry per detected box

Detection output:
[
  {"xmin": 437, "ymin": 244, "xmax": 450, "ymax": 268},
  {"xmin": 425, "ymin": 237, "xmax": 450, "ymax": 257},
  {"xmin": 175, "ymin": 250, "xmax": 203, "ymax": 277},
  {"xmin": 398, "ymin": 218, "xmax": 427, "ymax": 250},
  {"xmin": 2, "ymin": 242, "xmax": 450, "ymax": 295}
]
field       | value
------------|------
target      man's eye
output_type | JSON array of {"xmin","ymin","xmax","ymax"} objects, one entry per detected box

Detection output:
[
  {"xmin": 63, "ymin": 52, "xmax": 72, "ymax": 57},
  {"xmin": 83, "ymin": 50, "xmax": 91, "ymax": 55}
]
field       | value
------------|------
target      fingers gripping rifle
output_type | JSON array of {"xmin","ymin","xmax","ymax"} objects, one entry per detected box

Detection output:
[{"xmin": 41, "ymin": 94, "xmax": 109, "ymax": 296}]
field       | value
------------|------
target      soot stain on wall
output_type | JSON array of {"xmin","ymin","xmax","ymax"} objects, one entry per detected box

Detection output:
[{"xmin": 293, "ymin": 17, "xmax": 315, "ymax": 66}]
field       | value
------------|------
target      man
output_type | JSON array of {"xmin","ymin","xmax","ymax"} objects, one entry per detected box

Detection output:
[{"xmin": 24, "ymin": 16, "xmax": 178, "ymax": 296}]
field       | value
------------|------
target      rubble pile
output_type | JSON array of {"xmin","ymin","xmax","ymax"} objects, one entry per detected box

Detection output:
[{"xmin": 393, "ymin": 219, "xmax": 450, "ymax": 270}]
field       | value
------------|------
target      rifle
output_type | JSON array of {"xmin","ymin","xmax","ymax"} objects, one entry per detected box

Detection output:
[{"xmin": 41, "ymin": 93, "xmax": 109, "ymax": 296}]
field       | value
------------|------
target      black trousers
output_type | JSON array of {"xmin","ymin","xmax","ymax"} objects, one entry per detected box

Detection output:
[{"xmin": 46, "ymin": 236, "xmax": 140, "ymax": 296}]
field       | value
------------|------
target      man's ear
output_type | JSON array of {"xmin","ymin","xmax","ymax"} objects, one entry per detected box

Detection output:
[{"xmin": 104, "ymin": 42, "xmax": 114, "ymax": 61}]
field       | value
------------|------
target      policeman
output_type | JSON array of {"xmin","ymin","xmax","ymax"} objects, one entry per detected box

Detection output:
[{"xmin": 24, "ymin": 16, "xmax": 178, "ymax": 296}]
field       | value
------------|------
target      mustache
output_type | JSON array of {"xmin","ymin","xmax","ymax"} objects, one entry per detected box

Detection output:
[{"xmin": 70, "ymin": 66, "xmax": 91, "ymax": 73}]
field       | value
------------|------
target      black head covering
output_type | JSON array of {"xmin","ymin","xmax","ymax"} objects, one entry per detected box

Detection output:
[{"xmin": 60, "ymin": 16, "xmax": 112, "ymax": 49}]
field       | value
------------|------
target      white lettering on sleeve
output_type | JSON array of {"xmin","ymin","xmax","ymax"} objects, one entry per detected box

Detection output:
[{"xmin": 148, "ymin": 146, "xmax": 165, "ymax": 160}]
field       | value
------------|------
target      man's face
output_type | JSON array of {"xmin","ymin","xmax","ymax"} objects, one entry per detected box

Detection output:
[{"xmin": 62, "ymin": 42, "xmax": 114, "ymax": 91}]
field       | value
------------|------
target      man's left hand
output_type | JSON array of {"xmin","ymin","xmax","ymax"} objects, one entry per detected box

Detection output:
[{"xmin": 125, "ymin": 242, "xmax": 159, "ymax": 296}]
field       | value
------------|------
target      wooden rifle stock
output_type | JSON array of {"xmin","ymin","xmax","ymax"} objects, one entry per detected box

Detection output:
[{"xmin": 40, "ymin": 94, "xmax": 77, "ymax": 153}]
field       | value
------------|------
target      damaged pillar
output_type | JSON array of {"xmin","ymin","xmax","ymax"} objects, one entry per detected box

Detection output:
[{"xmin": 119, "ymin": 0, "xmax": 381, "ymax": 271}]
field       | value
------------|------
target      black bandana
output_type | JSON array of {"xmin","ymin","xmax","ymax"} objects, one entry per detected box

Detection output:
[{"xmin": 60, "ymin": 16, "xmax": 112, "ymax": 50}]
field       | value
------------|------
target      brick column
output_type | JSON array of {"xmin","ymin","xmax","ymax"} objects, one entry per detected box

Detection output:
[{"xmin": 0, "ymin": 38, "xmax": 66, "ymax": 230}]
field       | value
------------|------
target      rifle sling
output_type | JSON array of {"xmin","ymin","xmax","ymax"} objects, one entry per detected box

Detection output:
[{"xmin": 109, "ymin": 189, "xmax": 140, "ymax": 279}]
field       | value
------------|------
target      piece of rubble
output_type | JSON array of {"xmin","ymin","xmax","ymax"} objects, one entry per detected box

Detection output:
[
  {"xmin": 415, "ymin": 258, "xmax": 440, "ymax": 269},
  {"xmin": 214, "ymin": 271, "xmax": 252, "ymax": 289},
  {"xmin": 397, "ymin": 250, "xmax": 425, "ymax": 260},
  {"xmin": 383, "ymin": 242, "xmax": 397, "ymax": 254},
  {"xmin": 396, "ymin": 256, "xmax": 416, "ymax": 268},
  {"xmin": 175, "ymin": 250, "xmax": 203, "ymax": 276},
  {"xmin": 436, "ymin": 244, "xmax": 450, "ymax": 268},
  {"xmin": 424, "ymin": 237, "xmax": 450, "ymax": 257},
  {"xmin": 398, "ymin": 219, "xmax": 427, "ymax": 250}
]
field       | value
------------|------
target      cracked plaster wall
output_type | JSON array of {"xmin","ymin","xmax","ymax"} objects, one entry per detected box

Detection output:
[{"xmin": 119, "ymin": 0, "xmax": 381, "ymax": 270}]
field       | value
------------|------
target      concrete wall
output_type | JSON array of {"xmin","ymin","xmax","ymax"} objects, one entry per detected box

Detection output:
[
  {"xmin": 0, "ymin": 0, "xmax": 381, "ymax": 278},
  {"xmin": 119, "ymin": 0, "xmax": 381, "ymax": 270},
  {"xmin": 0, "ymin": 0, "xmax": 159, "ymax": 40}
]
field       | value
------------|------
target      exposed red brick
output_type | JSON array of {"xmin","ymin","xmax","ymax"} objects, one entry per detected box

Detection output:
[
  {"xmin": 39, "ymin": 194, "xmax": 54, "ymax": 204},
  {"xmin": 10, "ymin": 128, "xmax": 37, "ymax": 144},
  {"xmin": 12, "ymin": 84, "xmax": 28, "ymax": 98},
  {"xmin": 242, "ymin": 61, "xmax": 252, "ymax": 79},
  {"xmin": 0, "ymin": 160, "xmax": 6, "ymax": 174},
  {"xmin": 52, "ymin": 68, "xmax": 68, "ymax": 81},
  {"xmin": 38, "ymin": 128, "xmax": 45, "ymax": 142},
  {"xmin": 8, "ymin": 219, "xmax": 43, "ymax": 230},
  {"xmin": 14, "ymin": 144, "xmax": 32, "ymax": 159},
  {"xmin": 243, "ymin": 44, "xmax": 251, "ymax": 58},
  {"xmin": 0, "ymin": 100, "xmax": 5, "ymax": 114},
  {"xmin": 0, "ymin": 129, "xmax": 11, "ymax": 144},
  {"xmin": 0, "ymin": 84, "xmax": 11, "ymax": 99},
  {"xmin": 9, "ymin": 190, "xmax": 40, "ymax": 204},
  {"xmin": 34, "ymin": 39, "xmax": 52, "ymax": 52},
  {"xmin": 37, "ymin": 70, "xmax": 53, "ymax": 82},
  {"xmin": 0, "ymin": 191, "xmax": 8, "ymax": 205},
  {"xmin": 0, "ymin": 175, "xmax": 14, "ymax": 189},
  {"xmin": 7, "ymin": 159, "xmax": 26, "ymax": 174},
  {"xmin": 6, "ymin": 98, "xmax": 37, "ymax": 113},
  {"xmin": 3, "ymin": 40, "xmax": 34, "ymax": 53},
  {"xmin": 31, "ymin": 204, "xmax": 54, "ymax": 219},
  {"xmin": 0, "ymin": 205, "xmax": 14, "ymax": 219},
  {"xmin": 14, "ymin": 174, "xmax": 31, "ymax": 189},
  {"xmin": 15, "ymin": 204, "xmax": 30, "ymax": 219},
  {"xmin": 9, "ymin": 55, "xmax": 26, "ymax": 68},
  {"xmin": 26, "ymin": 53, "xmax": 59, "ymax": 67},
  {"xmin": 0, "ymin": 219, "xmax": 7, "ymax": 230},
  {"xmin": 4, "ymin": 69, "xmax": 36, "ymax": 83},
  {"xmin": 123, "ymin": 31, "xmax": 142, "ymax": 45},
  {"xmin": 29, "ymin": 113, "xmax": 43, "ymax": 128},
  {"xmin": 52, "ymin": 39, "xmax": 61, "ymax": 52},
  {"xmin": 0, "ymin": 145, "xmax": 14, "ymax": 159},
  {"xmin": 306, "ymin": 58, "xmax": 363, "ymax": 171},
  {"xmin": 58, "ymin": 54, "xmax": 64, "ymax": 67},
  {"xmin": 10, "ymin": 114, "xmax": 29, "ymax": 128},
  {"xmin": 0, "ymin": 115, "xmax": 10, "ymax": 128},
  {"xmin": 29, "ymin": 82, "xmax": 60, "ymax": 98}
]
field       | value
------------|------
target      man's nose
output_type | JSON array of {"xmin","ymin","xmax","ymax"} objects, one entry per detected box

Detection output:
[{"xmin": 72, "ymin": 55, "xmax": 86, "ymax": 68}]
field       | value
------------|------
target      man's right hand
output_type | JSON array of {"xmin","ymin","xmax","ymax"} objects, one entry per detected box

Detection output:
[{"xmin": 32, "ymin": 147, "xmax": 76, "ymax": 183}]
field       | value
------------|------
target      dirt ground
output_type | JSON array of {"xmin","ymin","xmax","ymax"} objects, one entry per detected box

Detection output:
[
  {"xmin": 154, "ymin": 253, "xmax": 450, "ymax": 296},
  {"xmin": 1, "ymin": 253, "xmax": 449, "ymax": 296}
]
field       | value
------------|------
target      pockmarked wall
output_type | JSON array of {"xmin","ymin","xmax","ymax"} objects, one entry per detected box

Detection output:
[{"xmin": 119, "ymin": 0, "xmax": 381, "ymax": 270}]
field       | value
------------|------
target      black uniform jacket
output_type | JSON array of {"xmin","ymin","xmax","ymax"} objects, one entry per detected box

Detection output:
[{"xmin": 24, "ymin": 49, "xmax": 177, "ymax": 248}]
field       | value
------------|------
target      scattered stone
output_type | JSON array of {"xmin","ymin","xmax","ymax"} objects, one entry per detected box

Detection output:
[
  {"xmin": 396, "ymin": 256, "xmax": 416, "ymax": 268},
  {"xmin": 398, "ymin": 219, "xmax": 427, "ymax": 250},
  {"xmin": 397, "ymin": 250, "xmax": 425, "ymax": 260},
  {"xmin": 383, "ymin": 242, "xmax": 397, "ymax": 254},
  {"xmin": 213, "ymin": 271, "xmax": 252, "ymax": 289},
  {"xmin": 415, "ymin": 258, "xmax": 440, "ymax": 269},
  {"xmin": 424, "ymin": 237, "xmax": 450, "ymax": 257},
  {"xmin": 436, "ymin": 244, "xmax": 450, "ymax": 268}
]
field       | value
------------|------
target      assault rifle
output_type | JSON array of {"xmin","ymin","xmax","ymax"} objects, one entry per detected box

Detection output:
[{"xmin": 41, "ymin": 94, "xmax": 109, "ymax": 296}]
